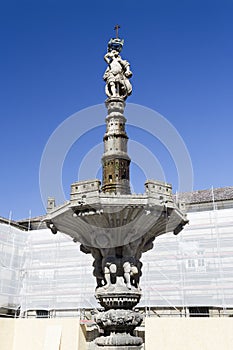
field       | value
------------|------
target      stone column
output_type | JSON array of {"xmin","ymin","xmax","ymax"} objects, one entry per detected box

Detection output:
[
  {"xmin": 101, "ymin": 97, "xmax": 131, "ymax": 195},
  {"xmin": 94, "ymin": 257, "xmax": 144, "ymax": 349}
]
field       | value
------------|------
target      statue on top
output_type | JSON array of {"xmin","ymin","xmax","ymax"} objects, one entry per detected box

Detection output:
[{"xmin": 103, "ymin": 26, "xmax": 133, "ymax": 100}]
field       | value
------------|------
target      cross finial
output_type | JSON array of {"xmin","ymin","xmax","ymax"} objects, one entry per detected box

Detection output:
[{"xmin": 114, "ymin": 24, "xmax": 120, "ymax": 39}]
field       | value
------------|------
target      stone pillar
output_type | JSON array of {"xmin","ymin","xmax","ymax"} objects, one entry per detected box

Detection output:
[
  {"xmin": 101, "ymin": 97, "xmax": 131, "ymax": 195},
  {"xmin": 94, "ymin": 274, "xmax": 143, "ymax": 349}
]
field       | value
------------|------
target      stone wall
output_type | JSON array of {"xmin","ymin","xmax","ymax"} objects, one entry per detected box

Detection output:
[
  {"xmin": 145, "ymin": 318, "xmax": 233, "ymax": 350},
  {"xmin": 0, "ymin": 318, "xmax": 84, "ymax": 350}
]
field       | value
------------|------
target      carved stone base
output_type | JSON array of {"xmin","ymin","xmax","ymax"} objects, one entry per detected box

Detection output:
[
  {"xmin": 96, "ymin": 292, "xmax": 141, "ymax": 310},
  {"xmin": 95, "ymin": 309, "xmax": 142, "ymax": 334},
  {"xmin": 94, "ymin": 308, "xmax": 143, "ymax": 347},
  {"xmin": 96, "ymin": 277, "xmax": 141, "ymax": 310},
  {"xmin": 95, "ymin": 347, "xmax": 143, "ymax": 350},
  {"xmin": 95, "ymin": 332, "xmax": 143, "ymax": 347},
  {"xmin": 87, "ymin": 340, "xmax": 144, "ymax": 350}
]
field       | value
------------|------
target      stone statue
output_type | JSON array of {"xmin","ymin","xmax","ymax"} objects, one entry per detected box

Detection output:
[
  {"xmin": 80, "ymin": 238, "xmax": 149, "ymax": 291},
  {"xmin": 102, "ymin": 255, "xmax": 117, "ymax": 289},
  {"xmin": 102, "ymin": 255, "xmax": 139, "ymax": 290},
  {"xmin": 103, "ymin": 38, "xmax": 133, "ymax": 99}
]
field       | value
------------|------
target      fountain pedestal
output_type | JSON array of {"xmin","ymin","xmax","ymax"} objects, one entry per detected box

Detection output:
[{"xmin": 94, "ymin": 280, "xmax": 143, "ymax": 348}]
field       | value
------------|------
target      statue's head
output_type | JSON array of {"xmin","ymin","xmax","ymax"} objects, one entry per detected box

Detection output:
[{"xmin": 108, "ymin": 38, "xmax": 124, "ymax": 53}]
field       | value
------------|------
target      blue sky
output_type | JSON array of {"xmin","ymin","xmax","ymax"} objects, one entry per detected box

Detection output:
[{"xmin": 0, "ymin": 0, "xmax": 233, "ymax": 220}]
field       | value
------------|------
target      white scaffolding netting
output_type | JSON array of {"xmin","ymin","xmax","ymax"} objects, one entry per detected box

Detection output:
[
  {"xmin": 1, "ymin": 206, "xmax": 233, "ymax": 312},
  {"xmin": 140, "ymin": 208, "xmax": 233, "ymax": 308},
  {"xmin": 0, "ymin": 224, "xmax": 27, "ymax": 310}
]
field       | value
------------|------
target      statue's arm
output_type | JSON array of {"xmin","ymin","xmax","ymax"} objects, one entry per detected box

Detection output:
[
  {"xmin": 125, "ymin": 63, "xmax": 132, "ymax": 78},
  {"xmin": 104, "ymin": 53, "xmax": 112, "ymax": 65},
  {"xmin": 120, "ymin": 59, "xmax": 132, "ymax": 78}
]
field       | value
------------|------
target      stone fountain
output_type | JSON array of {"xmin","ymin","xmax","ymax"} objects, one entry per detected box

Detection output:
[{"xmin": 46, "ymin": 29, "xmax": 188, "ymax": 349}]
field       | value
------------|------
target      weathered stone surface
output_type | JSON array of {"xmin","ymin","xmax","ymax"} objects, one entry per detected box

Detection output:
[
  {"xmin": 95, "ymin": 277, "xmax": 141, "ymax": 309},
  {"xmin": 95, "ymin": 309, "xmax": 142, "ymax": 333},
  {"xmin": 94, "ymin": 306, "xmax": 143, "ymax": 346},
  {"xmin": 47, "ymin": 185, "xmax": 187, "ymax": 249},
  {"xmin": 95, "ymin": 332, "xmax": 143, "ymax": 346},
  {"xmin": 101, "ymin": 97, "xmax": 131, "ymax": 195}
]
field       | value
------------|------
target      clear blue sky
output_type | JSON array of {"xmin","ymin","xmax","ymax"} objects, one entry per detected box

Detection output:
[{"xmin": 0, "ymin": 0, "xmax": 233, "ymax": 220}]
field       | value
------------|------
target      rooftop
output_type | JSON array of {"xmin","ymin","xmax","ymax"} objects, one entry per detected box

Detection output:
[{"xmin": 176, "ymin": 186, "xmax": 233, "ymax": 204}]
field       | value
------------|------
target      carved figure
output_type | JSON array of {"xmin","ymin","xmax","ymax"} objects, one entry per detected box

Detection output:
[
  {"xmin": 80, "ymin": 238, "xmax": 150, "ymax": 290},
  {"xmin": 103, "ymin": 256, "xmax": 117, "ymax": 289},
  {"xmin": 130, "ymin": 263, "xmax": 140, "ymax": 288},
  {"xmin": 103, "ymin": 50, "xmax": 132, "ymax": 99}
]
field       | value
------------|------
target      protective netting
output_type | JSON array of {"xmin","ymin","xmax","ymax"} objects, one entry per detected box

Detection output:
[
  {"xmin": 140, "ymin": 207, "xmax": 233, "ymax": 308},
  {"xmin": 1, "ymin": 206, "xmax": 233, "ymax": 312},
  {"xmin": 0, "ymin": 224, "xmax": 27, "ymax": 310}
]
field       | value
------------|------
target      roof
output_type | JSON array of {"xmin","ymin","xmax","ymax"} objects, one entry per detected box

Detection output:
[
  {"xmin": 0, "ymin": 215, "xmax": 46, "ymax": 231},
  {"xmin": 0, "ymin": 216, "xmax": 26, "ymax": 230},
  {"xmin": 17, "ymin": 215, "xmax": 45, "ymax": 223},
  {"xmin": 176, "ymin": 187, "xmax": 233, "ymax": 204}
]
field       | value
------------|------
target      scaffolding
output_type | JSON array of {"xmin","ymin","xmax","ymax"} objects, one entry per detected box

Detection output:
[
  {"xmin": 141, "ymin": 207, "xmax": 233, "ymax": 309},
  {"xmin": 1, "ymin": 206, "xmax": 233, "ymax": 316}
]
